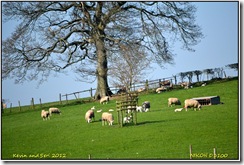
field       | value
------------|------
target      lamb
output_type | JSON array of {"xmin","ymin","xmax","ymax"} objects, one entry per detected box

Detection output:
[
  {"xmin": 102, "ymin": 112, "xmax": 114, "ymax": 126},
  {"xmin": 142, "ymin": 101, "xmax": 150, "ymax": 112},
  {"xmin": 184, "ymin": 99, "xmax": 202, "ymax": 111},
  {"xmin": 85, "ymin": 109, "xmax": 95, "ymax": 123},
  {"xmin": 201, "ymin": 83, "xmax": 207, "ymax": 86},
  {"xmin": 127, "ymin": 106, "xmax": 136, "ymax": 113},
  {"xmin": 136, "ymin": 106, "xmax": 143, "ymax": 112},
  {"xmin": 168, "ymin": 98, "xmax": 181, "ymax": 107},
  {"xmin": 123, "ymin": 115, "xmax": 132, "ymax": 123},
  {"xmin": 97, "ymin": 109, "xmax": 102, "ymax": 113},
  {"xmin": 100, "ymin": 96, "xmax": 109, "ymax": 104},
  {"xmin": 41, "ymin": 110, "xmax": 50, "ymax": 120},
  {"xmin": 174, "ymin": 108, "xmax": 183, "ymax": 112},
  {"xmin": 49, "ymin": 107, "xmax": 61, "ymax": 116}
]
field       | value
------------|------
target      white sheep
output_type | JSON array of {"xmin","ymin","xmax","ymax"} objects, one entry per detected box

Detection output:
[
  {"xmin": 156, "ymin": 87, "xmax": 166, "ymax": 93},
  {"xmin": 41, "ymin": 110, "xmax": 50, "ymax": 120},
  {"xmin": 102, "ymin": 112, "xmax": 114, "ymax": 126},
  {"xmin": 123, "ymin": 115, "xmax": 132, "ymax": 123},
  {"xmin": 97, "ymin": 109, "xmax": 102, "ymax": 113},
  {"xmin": 136, "ymin": 106, "xmax": 143, "ymax": 112},
  {"xmin": 137, "ymin": 87, "xmax": 145, "ymax": 93},
  {"xmin": 49, "ymin": 107, "xmax": 61, "ymax": 116},
  {"xmin": 127, "ymin": 106, "xmax": 136, "ymax": 113},
  {"xmin": 85, "ymin": 109, "xmax": 95, "ymax": 123},
  {"xmin": 168, "ymin": 98, "xmax": 181, "ymax": 107},
  {"xmin": 201, "ymin": 83, "xmax": 207, "ymax": 86},
  {"xmin": 91, "ymin": 106, "xmax": 95, "ymax": 110},
  {"xmin": 100, "ymin": 96, "xmax": 109, "ymax": 104},
  {"xmin": 174, "ymin": 108, "xmax": 183, "ymax": 112},
  {"xmin": 108, "ymin": 109, "xmax": 114, "ymax": 112},
  {"xmin": 2, "ymin": 103, "xmax": 7, "ymax": 109},
  {"xmin": 184, "ymin": 99, "xmax": 202, "ymax": 111}
]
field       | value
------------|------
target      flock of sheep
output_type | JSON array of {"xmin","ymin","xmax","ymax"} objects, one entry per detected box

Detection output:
[
  {"xmin": 168, "ymin": 97, "xmax": 202, "ymax": 112},
  {"xmin": 40, "ymin": 94, "xmax": 202, "ymax": 125},
  {"xmin": 41, "ymin": 107, "xmax": 61, "ymax": 120},
  {"xmin": 84, "ymin": 96, "xmax": 151, "ymax": 126}
]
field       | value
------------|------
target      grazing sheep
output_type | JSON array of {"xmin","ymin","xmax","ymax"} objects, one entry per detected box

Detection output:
[
  {"xmin": 102, "ymin": 112, "xmax": 114, "ymax": 126},
  {"xmin": 137, "ymin": 87, "xmax": 145, "ymax": 93},
  {"xmin": 184, "ymin": 99, "xmax": 202, "ymax": 111},
  {"xmin": 168, "ymin": 98, "xmax": 181, "ymax": 107},
  {"xmin": 142, "ymin": 101, "xmax": 150, "ymax": 112},
  {"xmin": 85, "ymin": 109, "xmax": 95, "ymax": 123},
  {"xmin": 180, "ymin": 82, "xmax": 191, "ymax": 89},
  {"xmin": 156, "ymin": 86, "xmax": 167, "ymax": 93},
  {"xmin": 41, "ymin": 110, "xmax": 50, "ymax": 120},
  {"xmin": 49, "ymin": 107, "xmax": 61, "ymax": 116},
  {"xmin": 174, "ymin": 108, "xmax": 183, "ymax": 112},
  {"xmin": 100, "ymin": 96, "xmax": 109, "ymax": 104}
]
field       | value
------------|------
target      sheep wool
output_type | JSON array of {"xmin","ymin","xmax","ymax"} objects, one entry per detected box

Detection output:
[
  {"xmin": 102, "ymin": 112, "xmax": 114, "ymax": 126},
  {"xmin": 184, "ymin": 99, "xmax": 201, "ymax": 111},
  {"xmin": 85, "ymin": 110, "xmax": 95, "ymax": 123}
]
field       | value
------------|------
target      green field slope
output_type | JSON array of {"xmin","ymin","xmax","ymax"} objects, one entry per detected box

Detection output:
[{"xmin": 1, "ymin": 79, "xmax": 239, "ymax": 160}]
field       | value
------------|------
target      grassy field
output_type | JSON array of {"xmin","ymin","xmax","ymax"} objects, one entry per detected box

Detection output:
[{"xmin": 1, "ymin": 78, "xmax": 239, "ymax": 160}]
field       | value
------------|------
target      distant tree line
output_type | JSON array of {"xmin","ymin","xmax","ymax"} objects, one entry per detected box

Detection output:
[{"xmin": 174, "ymin": 63, "xmax": 238, "ymax": 84}]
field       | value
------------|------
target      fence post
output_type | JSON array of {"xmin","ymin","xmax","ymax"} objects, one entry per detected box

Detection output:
[
  {"xmin": 39, "ymin": 98, "xmax": 42, "ymax": 108},
  {"xmin": 18, "ymin": 101, "xmax": 21, "ymax": 111},
  {"xmin": 31, "ymin": 98, "xmax": 35, "ymax": 110},
  {"xmin": 189, "ymin": 144, "xmax": 192, "ymax": 160},
  {"xmin": 159, "ymin": 79, "xmax": 161, "ymax": 87},
  {"xmin": 213, "ymin": 148, "xmax": 216, "ymax": 159},
  {"xmin": 10, "ymin": 103, "xmax": 12, "ymax": 113},
  {"xmin": 145, "ymin": 79, "xmax": 149, "ymax": 92},
  {"xmin": 90, "ymin": 88, "xmax": 93, "ymax": 98},
  {"xmin": 59, "ymin": 93, "xmax": 62, "ymax": 105},
  {"xmin": 66, "ymin": 94, "xmax": 68, "ymax": 104}
]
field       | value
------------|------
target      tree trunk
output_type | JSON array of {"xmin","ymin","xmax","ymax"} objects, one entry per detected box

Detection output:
[{"xmin": 94, "ymin": 36, "xmax": 113, "ymax": 100}]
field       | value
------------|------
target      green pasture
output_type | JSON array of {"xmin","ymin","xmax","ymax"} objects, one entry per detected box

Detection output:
[{"xmin": 1, "ymin": 79, "xmax": 239, "ymax": 160}]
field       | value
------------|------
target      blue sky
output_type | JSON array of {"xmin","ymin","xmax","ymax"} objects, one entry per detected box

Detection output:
[{"xmin": 1, "ymin": 2, "xmax": 239, "ymax": 106}]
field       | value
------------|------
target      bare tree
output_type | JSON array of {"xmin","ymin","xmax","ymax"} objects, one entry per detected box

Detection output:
[
  {"xmin": 226, "ymin": 63, "xmax": 238, "ymax": 71},
  {"xmin": 185, "ymin": 71, "xmax": 193, "ymax": 83},
  {"xmin": 108, "ymin": 44, "xmax": 152, "ymax": 92},
  {"xmin": 193, "ymin": 70, "xmax": 202, "ymax": 82},
  {"xmin": 213, "ymin": 67, "xmax": 224, "ymax": 78},
  {"xmin": 203, "ymin": 69, "xmax": 214, "ymax": 81},
  {"xmin": 178, "ymin": 72, "xmax": 187, "ymax": 83},
  {"xmin": 2, "ymin": 2, "xmax": 203, "ymax": 99}
]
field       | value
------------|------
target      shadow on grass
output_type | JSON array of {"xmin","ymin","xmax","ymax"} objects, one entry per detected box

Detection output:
[{"xmin": 135, "ymin": 118, "xmax": 182, "ymax": 126}]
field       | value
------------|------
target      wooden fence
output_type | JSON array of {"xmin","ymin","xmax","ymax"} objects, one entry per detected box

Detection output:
[{"xmin": 2, "ymin": 72, "xmax": 235, "ymax": 114}]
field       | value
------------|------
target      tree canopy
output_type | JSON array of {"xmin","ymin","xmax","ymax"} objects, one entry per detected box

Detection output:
[{"xmin": 2, "ymin": 2, "xmax": 203, "ymax": 99}]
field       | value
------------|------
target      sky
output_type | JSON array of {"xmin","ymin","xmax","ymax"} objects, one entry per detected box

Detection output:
[{"xmin": 1, "ymin": 2, "xmax": 239, "ymax": 107}]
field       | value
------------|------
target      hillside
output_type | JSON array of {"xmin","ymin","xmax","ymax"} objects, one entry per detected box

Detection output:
[{"xmin": 1, "ymin": 78, "xmax": 239, "ymax": 160}]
